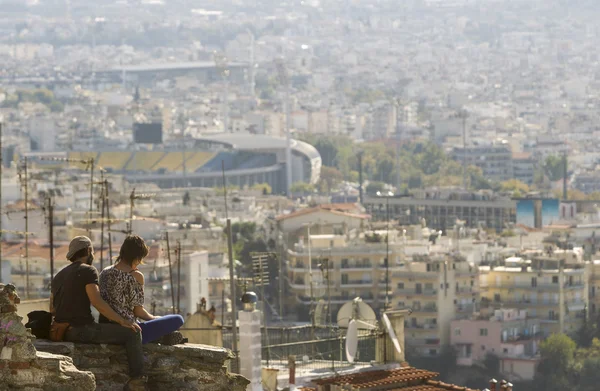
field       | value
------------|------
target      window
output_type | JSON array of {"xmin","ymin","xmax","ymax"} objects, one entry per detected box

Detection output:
[
  {"xmin": 481, "ymin": 345, "xmax": 486, "ymax": 351},
  {"xmin": 429, "ymin": 349, "xmax": 437, "ymax": 356},
  {"xmin": 397, "ymin": 282, "xmax": 405, "ymax": 290},
  {"xmin": 531, "ymin": 277, "xmax": 537, "ymax": 287},
  {"xmin": 341, "ymin": 274, "xmax": 349, "ymax": 284},
  {"xmin": 552, "ymin": 276, "xmax": 559, "ymax": 284},
  {"xmin": 480, "ymin": 328, "xmax": 488, "ymax": 336},
  {"xmin": 503, "ymin": 348, "xmax": 508, "ymax": 354},
  {"xmin": 454, "ymin": 328, "xmax": 461, "ymax": 336}
]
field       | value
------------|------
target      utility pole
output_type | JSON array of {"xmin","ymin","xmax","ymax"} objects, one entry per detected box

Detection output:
[
  {"xmin": 176, "ymin": 240, "xmax": 181, "ymax": 314},
  {"xmin": 563, "ymin": 151, "xmax": 568, "ymax": 200},
  {"xmin": 21, "ymin": 157, "xmax": 30, "ymax": 299},
  {"xmin": 48, "ymin": 195, "xmax": 54, "ymax": 287},
  {"xmin": 276, "ymin": 59, "xmax": 292, "ymax": 197},
  {"xmin": 99, "ymin": 182, "xmax": 105, "ymax": 270},
  {"xmin": 460, "ymin": 110, "xmax": 468, "ymax": 190},
  {"xmin": 88, "ymin": 158, "xmax": 94, "ymax": 237},
  {"xmin": 104, "ymin": 180, "xmax": 112, "ymax": 262},
  {"xmin": 0, "ymin": 123, "xmax": 3, "ymax": 283},
  {"xmin": 166, "ymin": 232, "xmax": 176, "ymax": 314},
  {"xmin": 222, "ymin": 161, "xmax": 238, "ymax": 372}
]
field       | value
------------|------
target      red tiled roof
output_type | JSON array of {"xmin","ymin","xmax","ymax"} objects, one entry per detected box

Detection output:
[
  {"xmin": 312, "ymin": 367, "xmax": 479, "ymax": 391},
  {"xmin": 313, "ymin": 367, "xmax": 438, "ymax": 387}
]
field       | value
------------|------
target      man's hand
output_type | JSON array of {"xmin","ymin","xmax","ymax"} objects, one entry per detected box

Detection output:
[{"xmin": 119, "ymin": 319, "xmax": 142, "ymax": 333}]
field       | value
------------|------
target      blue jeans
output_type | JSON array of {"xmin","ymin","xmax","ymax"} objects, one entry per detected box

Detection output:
[
  {"xmin": 65, "ymin": 322, "xmax": 144, "ymax": 378},
  {"xmin": 138, "ymin": 314, "xmax": 184, "ymax": 344}
]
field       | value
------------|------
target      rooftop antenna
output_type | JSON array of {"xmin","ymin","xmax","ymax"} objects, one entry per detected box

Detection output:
[
  {"xmin": 128, "ymin": 188, "xmax": 155, "ymax": 235},
  {"xmin": 337, "ymin": 297, "xmax": 377, "ymax": 330},
  {"xmin": 41, "ymin": 156, "xmax": 99, "ymax": 236},
  {"xmin": 251, "ymin": 251, "xmax": 276, "ymax": 365},
  {"xmin": 222, "ymin": 160, "xmax": 239, "ymax": 372}
]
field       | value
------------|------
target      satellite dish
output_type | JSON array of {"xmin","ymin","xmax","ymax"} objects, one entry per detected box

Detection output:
[
  {"xmin": 345, "ymin": 319, "xmax": 358, "ymax": 363},
  {"xmin": 337, "ymin": 297, "xmax": 377, "ymax": 330},
  {"xmin": 383, "ymin": 313, "xmax": 402, "ymax": 354},
  {"xmin": 305, "ymin": 269, "xmax": 326, "ymax": 298},
  {"xmin": 314, "ymin": 299, "xmax": 327, "ymax": 326}
]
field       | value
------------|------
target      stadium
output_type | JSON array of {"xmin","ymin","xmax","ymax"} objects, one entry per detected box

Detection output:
[{"xmin": 26, "ymin": 134, "xmax": 322, "ymax": 194}]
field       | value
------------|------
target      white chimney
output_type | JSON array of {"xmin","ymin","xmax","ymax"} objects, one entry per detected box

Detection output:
[{"xmin": 239, "ymin": 291, "xmax": 262, "ymax": 391}]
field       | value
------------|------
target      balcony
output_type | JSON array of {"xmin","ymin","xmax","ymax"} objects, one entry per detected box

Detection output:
[
  {"xmin": 391, "ymin": 270, "xmax": 439, "ymax": 280},
  {"xmin": 456, "ymin": 287, "xmax": 478, "ymax": 295},
  {"xmin": 341, "ymin": 263, "xmax": 373, "ymax": 270},
  {"xmin": 411, "ymin": 305, "xmax": 438, "ymax": 314},
  {"xmin": 341, "ymin": 280, "xmax": 375, "ymax": 288},
  {"xmin": 407, "ymin": 338, "xmax": 441, "ymax": 346},
  {"xmin": 395, "ymin": 288, "xmax": 438, "ymax": 297}
]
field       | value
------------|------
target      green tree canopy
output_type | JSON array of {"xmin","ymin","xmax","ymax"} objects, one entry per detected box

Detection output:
[{"xmin": 544, "ymin": 155, "xmax": 566, "ymax": 182}]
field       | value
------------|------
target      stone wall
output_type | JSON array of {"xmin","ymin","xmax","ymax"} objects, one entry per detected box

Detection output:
[
  {"xmin": 35, "ymin": 340, "xmax": 249, "ymax": 391},
  {"xmin": 0, "ymin": 283, "xmax": 96, "ymax": 391}
]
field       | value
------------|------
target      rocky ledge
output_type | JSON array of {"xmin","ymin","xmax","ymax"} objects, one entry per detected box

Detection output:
[{"xmin": 35, "ymin": 340, "xmax": 249, "ymax": 391}]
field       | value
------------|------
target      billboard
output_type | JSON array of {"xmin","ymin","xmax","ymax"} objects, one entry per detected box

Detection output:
[
  {"xmin": 133, "ymin": 122, "xmax": 163, "ymax": 144},
  {"xmin": 516, "ymin": 199, "xmax": 560, "ymax": 228}
]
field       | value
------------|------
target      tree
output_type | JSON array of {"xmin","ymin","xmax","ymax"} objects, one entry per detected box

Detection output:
[
  {"xmin": 290, "ymin": 182, "xmax": 315, "ymax": 195},
  {"xmin": 365, "ymin": 181, "xmax": 385, "ymax": 195},
  {"xmin": 544, "ymin": 155, "xmax": 566, "ymax": 182},
  {"xmin": 318, "ymin": 166, "xmax": 344, "ymax": 194},
  {"xmin": 534, "ymin": 334, "xmax": 577, "ymax": 391},
  {"xmin": 500, "ymin": 179, "xmax": 530, "ymax": 197}
]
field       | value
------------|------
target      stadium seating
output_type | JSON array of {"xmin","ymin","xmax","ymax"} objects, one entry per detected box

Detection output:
[
  {"xmin": 180, "ymin": 151, "xmax": 215, "ymax": 172},
  {"xmin": 153, "ymin": 152, "xmax": 185, "ymax": 172},
  {"xmin": 125, "ymin": 151, "xmax": 165, "ymax": 171},
  {"xmin": 95, "ymin": 152, "xmax": 131, "ymax": 170}
]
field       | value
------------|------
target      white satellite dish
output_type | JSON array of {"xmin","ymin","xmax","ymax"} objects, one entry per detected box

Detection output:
[
  {"xmin": 337, "ymin": 297, "xmax": 377, "ymax": 330},
  {"xmin": 345, "ymin": 319, "xmax": 358, "ymax": 363},
  {"xmin": 383, "ymin": 313, "xmax": 402, "ymax": 354}
]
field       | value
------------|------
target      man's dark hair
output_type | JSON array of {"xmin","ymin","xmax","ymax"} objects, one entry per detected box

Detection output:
[
  {"xmin": 68, "ymin": 248, "xmax": 89, "ymax": 262},
  {"xmin": 118, "ymin": 235, "xmax": 149, "ymax": 267}
]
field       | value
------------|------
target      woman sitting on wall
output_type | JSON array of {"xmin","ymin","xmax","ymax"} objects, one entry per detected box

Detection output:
[{"xmin": 99, "ymin": 235, "xmax": 184, "ymax": 345}]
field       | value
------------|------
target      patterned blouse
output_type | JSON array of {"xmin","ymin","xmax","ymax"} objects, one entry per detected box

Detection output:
[{"xmin": 99, "ymin": 266, "xmax": 145, "ymax": 322}]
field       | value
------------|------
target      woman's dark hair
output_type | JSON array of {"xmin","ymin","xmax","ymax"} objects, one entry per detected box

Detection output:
[{"xmin": 118, "ymin": 235, "xmax": 149, "ymax": 267}]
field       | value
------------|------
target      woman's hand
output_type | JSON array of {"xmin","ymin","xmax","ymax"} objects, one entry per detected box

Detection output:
[{"xmin": 119, "ymin": 319, "xmax": 142, "ymax": 333}]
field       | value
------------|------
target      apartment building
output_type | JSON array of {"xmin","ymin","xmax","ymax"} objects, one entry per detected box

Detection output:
[
  {"xmin": 450, "ymin": 309, "xmax": 541, "ymax": 381},
  {"xmin": 451, "ymin": 143, "xmax": 514, "ymax": 183},
  {"xmin": 512, "ymin": 152, "xmax": 536, "ymax": 185},
  {"xmin": 391, "ymin": 254, "xmax": 480, "ymax": 357},
  {"xmin": 480, "ymin": 257, "xmax": 588, "ymax": 335},
  {"xmin": 588, "ymin": 259, "xmax": 600, "ymax": 316},
  {"xmin": 363, "ymin": 189, "xmax": 516, "ymax": 232},
  {"xmin": 286, "ymin": 234, "xmax": 401, "ymax": 320}
]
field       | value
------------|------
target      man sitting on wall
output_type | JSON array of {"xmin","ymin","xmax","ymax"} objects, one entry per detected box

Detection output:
[{"xmin": 51, "ymin": 236, "xmax": 146, "ymax": 391}]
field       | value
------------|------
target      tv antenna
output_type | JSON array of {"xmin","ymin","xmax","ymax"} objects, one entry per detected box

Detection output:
[{"xmin": 337, "ymin": 297, "xmax": 377, "ymax": 330}]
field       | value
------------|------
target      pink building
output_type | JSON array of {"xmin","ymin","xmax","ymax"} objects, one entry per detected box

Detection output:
[{"xmin": 450, "ymin": 309, "xmax": 540, "ymax": 381}]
